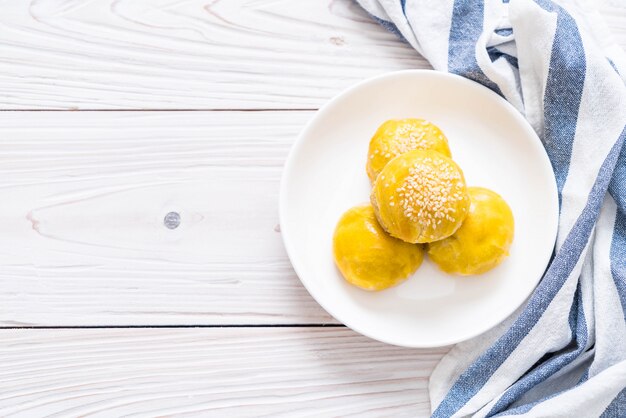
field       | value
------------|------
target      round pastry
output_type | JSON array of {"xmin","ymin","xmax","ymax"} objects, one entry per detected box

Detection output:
[
  {"xmin": 428, "ymin": 187, "xmax": 514, "ymax": 275},
  {"xmin": 366, "ymin": 118, "xmax": 451, "ymax": 182},
  {"xmin": 333, "ymin": 205, "xmax": 424, "ymax": 291},
  {"xmin": 371, "ymin": 149, "xmax": 470, "ymax": 243}
]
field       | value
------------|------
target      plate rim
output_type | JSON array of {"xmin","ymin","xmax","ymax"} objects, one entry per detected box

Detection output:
[{"xmin": 279, "ymin": 69, "xmax": 559, "ymax": 348}]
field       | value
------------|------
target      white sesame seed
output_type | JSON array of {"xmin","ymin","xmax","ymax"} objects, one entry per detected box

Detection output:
[{"xmin": 394, "ymin": 154, "xmax": 466, "ymax": 233}]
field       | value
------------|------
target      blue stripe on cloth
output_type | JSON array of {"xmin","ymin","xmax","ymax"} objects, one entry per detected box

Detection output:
[
  {"xmin": 609, "ymin": 126, "xmax": 626, "ymax": 316},
  {"xmin": 601, "ymin": 388, "xmax": 626, "ymax": 418},
  {"xmin": 495, "ymin": 28, "xmax": 513, "ymax": 36},
  {"xmin": 535, "ymin": 0, "xmax": 586, "ymax": 201},
  {"xmin": 610, "ymin": 207, "xmax": 626, "ymax": 317},
  {"xmin": 370, "ymin": 15, "xmax": 406, "ymax": 43},
  {"xmin": 448, "ymin": 0, "xmax": 502, "ymax": 95},
  {"xmin": 552, "ymin": 125, "xmax": 626, "ymax": 405},
  {"xmin": 431, "ymin": 130, "xmax": 625, "ymax": 418},
  {"xmin": 487, "ymin": 46, "xmax": 519, "ymax": 68},
  {"xmin": 609, "ymin": 126, "xmax": 626, "ymax": 211},
  {"xmin": 608, "ymin": 58, "xmax": 620, "ymax": 76},
  {"xmin": 490, "ymin": 283, "xmax": 587, "ymax": 416}
]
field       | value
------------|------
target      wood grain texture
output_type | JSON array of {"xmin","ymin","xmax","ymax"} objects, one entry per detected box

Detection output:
[
  {"xmin": 1, "ymin": 0, "xmax": 624, "ymax": 111},
  {"xmin": 0, "ymin": 0, "xmax": 428, "ymax": 110},
  {"xmin": 0, "ymin": 328, "xmax": 448, "ymax": 417},
  {"xmin": 0, "ymin": 110, "xmax": 336, "ymax": 326}
]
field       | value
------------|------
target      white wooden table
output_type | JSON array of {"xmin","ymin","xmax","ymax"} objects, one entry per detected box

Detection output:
[{"xmin": 0, "ymin": 1, "xmax": 624, "ymax": 416}]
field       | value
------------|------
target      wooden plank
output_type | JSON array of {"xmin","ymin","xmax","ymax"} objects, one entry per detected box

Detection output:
[
  {"xmin": 1, "ymin": 0, "xmax": 624, "ymax": 111},
  {"xmin": 0, "ymin": 0, "xmax": 428, "ymax": 110},
  {"xmin": 0, "ymin": 110, "xmax": 338, "ymax": 326},
  {"xmin": 0, "ymin": 327, "xmax": 448, "ymax": 417}
]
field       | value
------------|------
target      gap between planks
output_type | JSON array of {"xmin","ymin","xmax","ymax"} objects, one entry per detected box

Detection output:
[{"xmin": 0, "ymin": 327, "xmax": 444, "ymax": 417}]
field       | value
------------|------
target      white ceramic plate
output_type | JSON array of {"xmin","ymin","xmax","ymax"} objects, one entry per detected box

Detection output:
[{"xmin": 280, "ymin": 70, "xmax": 558, "ymax": 348}]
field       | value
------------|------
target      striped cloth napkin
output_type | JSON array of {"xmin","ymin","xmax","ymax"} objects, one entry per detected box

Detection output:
[{"xmin": 356, "ymin": 0, "xmax": 626, "ymax": 416}]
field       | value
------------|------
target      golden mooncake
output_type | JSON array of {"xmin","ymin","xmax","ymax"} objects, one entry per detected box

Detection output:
[
  {"xmin": 371, "ymin": 149, "xmax": 470, "ymax": 243},
  {"xmin": 333, "ymin": 205, "xmax": 424, "ymax": 291},
  {"xmin": 366, "ymin": 118, "xmax": 451, "ymax": 182},
  {"xmin": 428, "ymin": 187, "xmax": 514, "ymax": 275}
]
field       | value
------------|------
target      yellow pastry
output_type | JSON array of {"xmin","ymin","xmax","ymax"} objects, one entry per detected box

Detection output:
[
  {"xmin": 428, "ymin": 187, "xmax": 514, "ymax": 275},
  {"xmin": 333, "ymin": 205, "xmax": 424, "ymax": 291},
  {"xmin": 371, "ymin": 149, "xmax": 470, "ymax": 243},
  {"xmin": 366, "ymin": 118, "xmax": 451, "ymax": 182}
]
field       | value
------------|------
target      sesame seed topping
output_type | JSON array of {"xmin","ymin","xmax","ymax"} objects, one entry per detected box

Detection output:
[
  {"xmin": 395, "ymin": 156, "xmax": 466, "ymax": 232},
  {"xmin": 392, "ymin": 128, "xmax": 434, "ymax": 155},
  {"xmin": 373, "ymin": 122, "xmax": 444, "ymax": 164}
]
